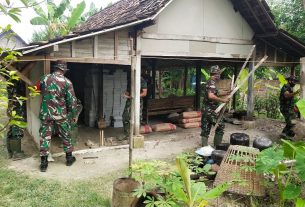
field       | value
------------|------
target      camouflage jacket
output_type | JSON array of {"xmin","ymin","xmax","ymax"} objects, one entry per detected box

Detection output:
[
  {"xmin": 39, "ymin": 71, "xmax": 77, "ymax": 121},
  {"xmin": 202, "ymin": 79, "xmax": 219, "ymax": 111},
  {"xmin": 279, "ymin": 84, "xmax": 294, "ymax": 110}
]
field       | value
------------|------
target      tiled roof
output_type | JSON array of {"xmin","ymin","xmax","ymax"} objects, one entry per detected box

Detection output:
[{"xmin": 75, "ymin": 0, "xmax": 171, "ymax": 33}]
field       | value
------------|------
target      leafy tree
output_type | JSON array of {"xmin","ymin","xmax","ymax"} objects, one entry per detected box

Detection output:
[
  {"xmin": 266, "ymin": 0, "xmax": 305, "ymax": 41},
  {"xmin": 0, "ymin": 0, "xmax": 39, "ymax": 137},
  {"xmin": 27, "ymin": 0, "xmax": 86, "ymax": 41}
]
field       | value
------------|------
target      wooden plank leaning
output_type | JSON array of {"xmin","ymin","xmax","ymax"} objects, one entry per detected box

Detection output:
[{"xmin": 215, "ymin": 55, "xmax": 268, "ymax": 114}]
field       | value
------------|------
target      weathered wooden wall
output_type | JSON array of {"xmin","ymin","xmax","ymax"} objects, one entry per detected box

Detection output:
[
  {"xmin": 52, "ymin": 29, "xmax": 131, "ymax": 64},
  {"xmin": 141, "ymin": 0, "xmax": 254, "ymax": 58}
]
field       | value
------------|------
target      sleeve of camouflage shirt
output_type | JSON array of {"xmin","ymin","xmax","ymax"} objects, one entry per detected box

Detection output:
[
  {"xmin": 65, "ymin": 79, "xmax": 78, "ymax": 120},
  {"xmin": 207, "ymin": 80, "xmax": 217, "ymax": 94}
]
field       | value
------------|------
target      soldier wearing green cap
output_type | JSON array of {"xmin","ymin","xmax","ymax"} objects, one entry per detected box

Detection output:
[
  {"xmin": 37, "ymin": 60, "xmax": 78, "ymax": 172},
  {"xmin": 201, "ymin": 65, "xmax": 230, "ymax": 147},
  {"xmin": 279, "ymin": 75, "xmax": 300, "ymax": 138}
]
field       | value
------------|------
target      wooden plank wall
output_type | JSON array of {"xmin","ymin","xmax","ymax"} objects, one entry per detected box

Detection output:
[{"xmin": 52, "ymin": 29, "xmax": 131, "ymax": 63}]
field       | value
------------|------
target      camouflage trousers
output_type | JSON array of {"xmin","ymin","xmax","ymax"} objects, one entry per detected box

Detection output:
[
  {"xmin": 280, "ymin": 107, "xmax": 295, "ymax": 137},
  {"xmin": 122, "ymin": 99, "xmax": 143, "ymax": 137},
  {"xmin": 201, "ymin": 107, "xmax": 225, "ymax": 147},
  {"xmin": 39, "ymin": 119, "xmax": 73, "ymax": 156}
]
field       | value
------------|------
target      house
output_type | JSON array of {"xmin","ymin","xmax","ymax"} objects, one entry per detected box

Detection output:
[
  {"xmin": 11, "ymin": 0, "xmax": 305, "ymax": 147},
  {"xmin": 0, "ymin": 29, "xmax": 27, "ymax": 49}
]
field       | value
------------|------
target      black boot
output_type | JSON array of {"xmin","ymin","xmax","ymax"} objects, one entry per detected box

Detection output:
[
  {"xmin": 40, "ymin": 156, "xmax": 48, "ymax": 172},
  {"xmin": 66, "ymin": 152, "xmax": 76, "ymax": 166}
]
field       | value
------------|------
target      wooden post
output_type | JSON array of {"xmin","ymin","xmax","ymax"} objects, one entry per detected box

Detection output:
[
  {"xmin": 291, "ymin": 65, "xmax": 296, "ymax": 76},
  {"xmin": 184, "ymin": 66, "xmax": 188, "ymax": 96},
  {"xmin": 44, "ymin": 55, "xmax": 50, "ymax": 74},
  {"xmin": 195, "ymin": 65, "xmax": 201, "ymax": 110},
  {"xmin": 232, "ymin": 65, "xmax": 239, "ymax": 110},
  {"xmin": 247, "ymin": 61, "xmax": 255, "ymax": 120},
  {"xmin": 134, "ymin": 55, "xmax": 141, "ymax": 135},
  {"xmin": 300, "ymin": 58, "xmax": 305, "ymax": 100},
  {"xmin": 152, "ymin": 60, "xmax": 156, "ymax": 99}
]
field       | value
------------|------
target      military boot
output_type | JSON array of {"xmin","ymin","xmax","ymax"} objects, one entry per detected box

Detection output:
[
  {"xmin": 66, "ymin": 152, "xmax": 76, "ymax": 166},
  {"xmin": 201, "ymin": 136, "xmax": 208, "ymax": 147},
  {"xmin": 40, "ymin": 156, "xmax": 48, "ymax": 172},
  {"xmin": 213, "ymin": 134, "xmax": 223, "ymax": 147}
]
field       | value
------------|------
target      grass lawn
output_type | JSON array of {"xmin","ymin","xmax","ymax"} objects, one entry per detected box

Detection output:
[{"xmin": 0, "ymin": 147, "xmax": 113, "ymax": 207}]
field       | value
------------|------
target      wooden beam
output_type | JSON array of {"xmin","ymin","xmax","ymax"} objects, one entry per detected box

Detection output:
[
  {"xmin": 114, "ymin": 31, "xmax": 119, "ymax": 60},
  {"xmin": 247, "ymin": 61, "xmax": 255, "ymax": 120},
  {"xmin": 44, "ymin": 55, "xmax": 50, "ymax": 74},
  {"xmin": 300, "ymin": 58, "xmax": 305, "ymax": 102},
  {"xmin": 20, "ymin": 62, "xmax": 36, "ymax": 76},
  {"xmin": 195, "ymin": 65, "xmax": 201, "ymax": 110},
  {"xmin": 7, "ymin": 65, "xmax": 34, "ymax": 86},
  {"xmin": 183, "ymin": 66, "xmax": 188, "ymax": 96},
  {"xmin": 134, "ymin": 55, "xmax": 141, "ymax": 136},
  {"xmin": 244, "ymin": 0, "xmax": 267, "ymax": 33},
  {"xmin": 151, "ymin": 60, "xmax": 156, "ymax": 99},
  {"xmin": 19, "ymin": 56, "xmax": 130, "ymax": 65},
  {"xmin": 141, "ymin": 33, "xmax": 253, "ymax": 45}
]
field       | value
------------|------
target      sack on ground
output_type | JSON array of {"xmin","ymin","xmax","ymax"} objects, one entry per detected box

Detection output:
[
  {"xmin": 178, "ymin": 122, "xmax": 201, "ymax": 129},
  {"xmin": 178, "ymin": 117, "xmax": 201, "ymax": 124},
  {"xmin": 152, "ymin": 123, "xmax": 176, "ymax": 132},
  {"xmin": 181, "ymin": 111, "xmax": 201, "ymax": 119},
  {"xmin": 140, "ymin": 125, "xmax": 152, "ymax": 134}
]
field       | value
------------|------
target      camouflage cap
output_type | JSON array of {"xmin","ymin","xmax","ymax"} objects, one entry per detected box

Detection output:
[
  {"xmin": 54, "ymin": 60, "xmax": 69, "ymax": 71},
  {"xmin": 210, "ymin": 65, "xmax": 221, "ymax": 74}
]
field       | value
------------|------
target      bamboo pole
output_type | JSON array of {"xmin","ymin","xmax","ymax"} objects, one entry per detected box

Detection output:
[{"xmin": 215, "ymin": 55, "xmax": 268, "ymax": 114}]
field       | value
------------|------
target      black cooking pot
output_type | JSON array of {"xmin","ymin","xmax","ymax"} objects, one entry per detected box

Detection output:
[
  {"xmin": 216, "ymin": 143, "xmax": 230, "ymax": 151},
  {"xmin": 253, "ymin": 137, "xmax": 272, "ymax": 151},
  {"xmin": 230, "ymin": 133, "xmax": 250, "ymax": 146},
  {"xmin": 211, "ymin": 150, "xmax": 226, "ymax": 165}
]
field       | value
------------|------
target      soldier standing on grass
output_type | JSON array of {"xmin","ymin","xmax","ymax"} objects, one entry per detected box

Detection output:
[
  {"xmin": 279, "ymin": 75, "xmax": 300, "ymax": 138},
  {"xmin": 120, "ymin": 75, "xmax": 147, "ymax": 141},
  {"xmin": 201, "ymin": 65, "xmax": 230, "ymax": 147},
  {"xmin": 37, "ymin": 60, "xmax": 78, "ymax": 172}
]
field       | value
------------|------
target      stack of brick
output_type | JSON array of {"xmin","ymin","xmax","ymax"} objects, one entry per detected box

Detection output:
[
  {"xmin": 103, "ymin": 69, "xmax": 127, "ymax": 127},
  {"xmin": 177, "ymin": 111, "xmax": 202, "ymax": 129}
]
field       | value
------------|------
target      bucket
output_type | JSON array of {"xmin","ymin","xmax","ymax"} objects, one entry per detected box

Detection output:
[
  {"xmin": 112, "ymin": 178, "xmax": 140, "ymax": 207},
  {"xmin": 7, "ymin": 139, "xmax": 21, "ymax": 157}
]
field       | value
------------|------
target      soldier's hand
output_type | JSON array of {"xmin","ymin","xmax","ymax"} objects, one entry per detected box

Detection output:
[
  {"xmin": 223, "ymin": 97, "xmax": 230, "ymax": 103},
  {"xmin": 71, "ymin": 118, "xmax": 77, "ymax": 123}
]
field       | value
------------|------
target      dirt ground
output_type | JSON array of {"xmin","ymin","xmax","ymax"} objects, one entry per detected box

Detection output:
[{"xmin": 6, "ymin": 117, "xmax": 284, "ymax": 182}]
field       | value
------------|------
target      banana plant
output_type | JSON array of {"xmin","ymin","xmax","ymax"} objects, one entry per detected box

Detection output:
[{"xmin": 26, "ymin": 0, "xmax": 86, "ymax": 41}]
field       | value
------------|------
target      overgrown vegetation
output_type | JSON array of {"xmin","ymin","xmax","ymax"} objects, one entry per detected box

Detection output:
[
  {"xmin": 255, "ymin": 140, "xmax": 305, "ymax": 207},
  {"xmin": 131, "ymin": 156, "xmax": 230, "ymax": 207}
]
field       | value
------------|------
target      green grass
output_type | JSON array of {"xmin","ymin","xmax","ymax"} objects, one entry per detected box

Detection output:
[{"xmin": 0, "ymin": 147, "xmax": 113, "ymax": 207}]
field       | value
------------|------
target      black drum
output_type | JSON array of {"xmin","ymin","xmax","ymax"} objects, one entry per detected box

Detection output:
[
  {"xmin": 253, "ymin": 137, "xmax": 272, "ymax": 151},
  {"xmin": 211, "ymin": 150, "xmax": 226, "ymax": 165},
  {"xmin": 230, "ymin": 133, "xmax": 250, "ymax": 146},
  {"xmin": 216, "ymin": 143, "xmax": 230, "ymax": 151}
]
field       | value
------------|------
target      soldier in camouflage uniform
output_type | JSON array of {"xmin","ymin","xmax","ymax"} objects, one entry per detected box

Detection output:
[
  {"xmin": 121, "ymin": 76, "xmax": 147, "ymax": 140},
  {"xmin": 38, "ymin": 60, "xmax": 78, "ymax": 172},
  {"xmin": 201, "ymin": 65, "xmax": 230, "ymax": 147},
  {"xmin": 279, "ymin": 76, "xmax": 300, "ymax": 138}
]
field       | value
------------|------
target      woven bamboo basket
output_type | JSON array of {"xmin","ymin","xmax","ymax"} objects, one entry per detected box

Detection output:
[{"xmin": 213, "ymin": 145, "xmax": 265, "ymax": 196}]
